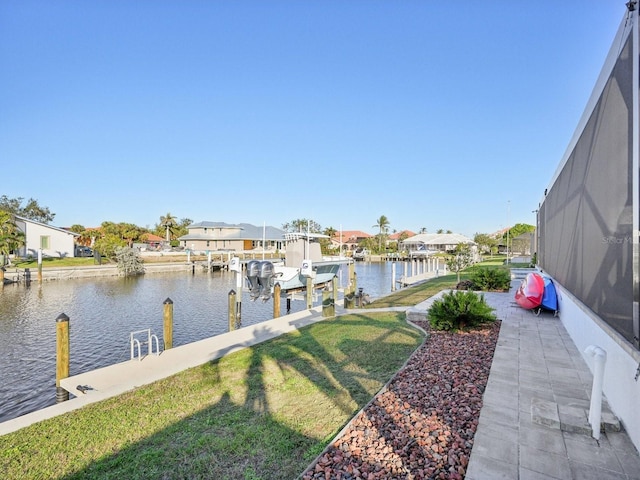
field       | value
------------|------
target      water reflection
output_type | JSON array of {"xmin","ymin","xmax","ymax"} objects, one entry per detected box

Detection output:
[{"xmin": 0, "ymin": 261, "xmax": 398, "ymax": 423}]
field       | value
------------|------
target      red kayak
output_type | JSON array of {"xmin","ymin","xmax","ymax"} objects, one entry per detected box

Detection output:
[{"xmin": 515, "ymin": 272, "xmax": 545, "ymax": 310}]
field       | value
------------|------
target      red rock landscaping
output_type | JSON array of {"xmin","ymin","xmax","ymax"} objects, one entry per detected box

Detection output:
[{"xmin": 302, "ymin": 320, "xmax": 501, "ymax": 480}]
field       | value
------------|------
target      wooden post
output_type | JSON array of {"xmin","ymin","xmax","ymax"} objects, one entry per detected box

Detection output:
[
  {"xmin": 306, "ymin": 276, "xmax": 313, "ymax": 310},
  {"xmin": 322, "ymin": 286, "xmax": 334, "ymax": 317},
  {"xmin": 273, "ymin": 283, "xmax": 281, "ymax": 318},
  {"xmin": 344, "ymin": 290, "xmax": 355, "ymax": 308},
  {"xmin": 228, "ymin": 289, "xmax": 237, "ymax": 331},
  {"xmin": 332, "ymin": 276, "xmax": 339, "ymax": 305},
  {"xmin": 0, "ymin": 265, "xmax": 4, "ymax": 287},
  {"xmin": 37, "ymin": 248, "xmax": 43, "ymax": 284},
  {"xmin": 348, "ymin": 262, "xmax": 355, "ymax": 295},
  {"xmin": 163, "ymin": 298, "xmax": 173, "ymax": 350},
  {"xmin": 56, "ymin": 313, "xmax": 70, "ymax": 403}
]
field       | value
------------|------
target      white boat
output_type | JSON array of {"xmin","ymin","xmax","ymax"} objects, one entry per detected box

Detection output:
[
  {"xmin": 352, "ymin": 247, "xmax": 369, "ymax": 261},
  {"xmin": 408, "ymin": 243, "xmax": 436, "ymax": 258},
  {"xmin": 245, "ymin": 232, "xmax": 351, "ymax": 301}
]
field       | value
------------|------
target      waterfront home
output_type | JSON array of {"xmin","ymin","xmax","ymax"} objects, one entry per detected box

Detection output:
[
  {"xmin": 330, "ymin": 230, "xmax": 372, "ymax": 252},
  {"xmin": 177, "ymin": 222, "xmax": 286, "ymax": 253},
  {"xmin": 399, "ymin": 232, "xmax": 475, "ymax": 255},
  {"xmin": 14, "ymin": 216, "xmax": 79, "ymax": 258}
]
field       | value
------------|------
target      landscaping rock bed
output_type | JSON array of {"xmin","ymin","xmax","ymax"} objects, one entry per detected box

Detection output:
[{"xmin": 302, "ymin": 320, "xmax": 500, "ymax": 480}]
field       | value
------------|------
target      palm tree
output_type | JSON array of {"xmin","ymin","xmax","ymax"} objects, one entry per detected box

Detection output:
[
  {"xmin": 0, "ymin": 211, "xmax": 25, "ymax": 265},
  {"xmin": 159, "ymin": 213, "xmax": 178, "ymax": 242},
  {"xmin": 372, "ymin": 215, "xmax": 390, "ymax": 253}
]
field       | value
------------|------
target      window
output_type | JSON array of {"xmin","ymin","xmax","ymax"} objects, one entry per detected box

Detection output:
[{"xmin": 40, "ymin": 236, "xmax": 50, "ymax": 249}]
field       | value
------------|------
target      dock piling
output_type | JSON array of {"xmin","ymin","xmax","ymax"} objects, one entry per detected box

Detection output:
[
  {"xmin": 38, "ymin": 249, "xmax": 42, "ymax": 284},
  {"xmin": 163, "ymin": 298, "xmax": 173, "ymax": 350},
  {"xmin": 322, "ymin": 286, "xmax": 335, "ymax": 317},
  {"xmin": 306, "ymin": 276, "xmax": 313, "ymax": 310},
  {"xmin": 55, "ymin": 313, "xmax": 70, "ymax": 403},
  {"xmin": 273, "ymin": 283, "xmax": 281, "ymax": 318}
]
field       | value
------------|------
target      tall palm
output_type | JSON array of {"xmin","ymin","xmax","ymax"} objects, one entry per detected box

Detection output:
[
  {"xmin": 159, "ymin": 213, "xmax": 178, "ymax": 242},
  {"xmin": 373, "ymin": 215, "xmax": 390, "ymax": 252}
]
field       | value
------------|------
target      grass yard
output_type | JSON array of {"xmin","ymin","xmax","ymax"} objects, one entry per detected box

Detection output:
[
  {"xmin": 0, "ymin": 312, "xmax": 423, "ymax": 480},
  {"xmin": 9, "ymin": 257, "xmax": 107, "ymax": 268}
]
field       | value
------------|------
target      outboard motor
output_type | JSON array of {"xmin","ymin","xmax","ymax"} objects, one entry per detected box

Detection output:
[
  {"xmin": 246, "ymin": 260, "xmax": 261, "ymax": 301},
  {"xmin": 258, "ymin": 261, "xmax": 275, "ymax": 302}
]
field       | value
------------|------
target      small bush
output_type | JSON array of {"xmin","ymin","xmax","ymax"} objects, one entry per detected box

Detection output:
[
  {"xmin": 456, "ymin": 280, "xmax": 475, "ymax": 290},
  {"xmin": 115, "ymin": 246, "xmax": 145, "ymax": 276},
  {"xmin": 428, "ymin": 290, "xmax": 496, "ymax": 331},
  {"xmin": 469, "ymin": 267, "xmax": 511, "ymax": 292}
]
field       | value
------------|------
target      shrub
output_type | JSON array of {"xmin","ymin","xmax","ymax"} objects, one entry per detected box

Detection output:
[
  {"xmin": 428, "ymin": 290, "xmax": 496, "ymax": 331},
  {"xmin": 469, "ymin": 267, "xmax": 511, "ymax": 292},
  {"xmin": 115, "ymin": 246, "xmax": 145, "ymax": 276},
  {"xmin": 456, "ymin": 280, "xmax": 475, "ymax": 290}
]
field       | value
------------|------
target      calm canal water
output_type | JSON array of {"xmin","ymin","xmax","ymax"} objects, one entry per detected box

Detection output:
[{"xmin": 0, "ymin": 261, "xmax": 399, "ymax": 423}]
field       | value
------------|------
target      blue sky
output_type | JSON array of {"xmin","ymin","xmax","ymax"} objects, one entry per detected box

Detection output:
[{"xmin": 0, "ymin": 1, "xmax": 626, "ymax": 237}]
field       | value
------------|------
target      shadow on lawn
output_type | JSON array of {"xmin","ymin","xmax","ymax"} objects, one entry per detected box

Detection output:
[{"xmin": 52, "ymin": 312, "xmax": 423, "ymax": 480}]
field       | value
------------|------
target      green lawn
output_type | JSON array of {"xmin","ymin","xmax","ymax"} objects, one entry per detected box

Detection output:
[
  {"xmin": 366, "ymin": 258, "xmax": 525, "ymax": 308},
  {"xmin": 9, "ymin": 257, "xmax": 108, "ymax": 268},
  {"xmin": 0, "ymin": 312, "xmax": 423, "ymax": 480}
]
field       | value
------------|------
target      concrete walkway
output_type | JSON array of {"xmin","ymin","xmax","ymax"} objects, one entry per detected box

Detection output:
[{"xmin": 464, "ymin": 283, "xmax": 640, "ymax": 480}]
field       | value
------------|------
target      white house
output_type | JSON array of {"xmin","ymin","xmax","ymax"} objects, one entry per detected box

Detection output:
[
  {"xmin": 399, "ymin": 232, "xmax": 475, "ymax": 255},
  {"xmin": 14, "ymin": 216, "xmax": 78, "ymax": 258}
]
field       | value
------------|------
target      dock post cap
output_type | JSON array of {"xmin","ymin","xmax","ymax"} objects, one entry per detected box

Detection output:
[
  {"xmin": 163, "ymin": 297, "xmax": 173, "ymax": 304},
  {"xmin": 228, "ymin": 289, "xmax": 236, "ymax": 295},
  {"xmin": 56, "ymin": 313, "xmax": 69, "ymax": 322}
]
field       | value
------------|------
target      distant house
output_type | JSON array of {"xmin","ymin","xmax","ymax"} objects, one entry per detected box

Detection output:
[
  {"xmin": 177, "ymin": 222, "xmax": 286, "ymax": 252},
  {"xmin": 400, "ymin": 232, "xmax": 475, "ymax": 254},
  {"xmin": 14, "ymin": 216, "xmax": 79, "ymax": 258},
  {"xmin": 143, "ymin": 233, "xmax": 165, "ymax": 250},
  {"xmin": 387, "ymin": 230, "xmax": 415, "ymax": 246},
  {"xmin": 330, "ymin": 230, "xmax": 372, "ymax": 251}
]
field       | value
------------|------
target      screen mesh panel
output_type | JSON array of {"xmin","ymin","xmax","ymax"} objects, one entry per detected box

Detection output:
[{"xmin": 539, "ymin": 33, "xmax": 637, "ymax": 347}]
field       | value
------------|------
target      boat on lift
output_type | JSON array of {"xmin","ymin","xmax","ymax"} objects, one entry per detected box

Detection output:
[{"xmin": 245, "ymin": 232, "xmax": 352, "ymax": 301}]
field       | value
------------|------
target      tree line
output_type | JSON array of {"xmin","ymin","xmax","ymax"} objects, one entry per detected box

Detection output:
[{"xmin": 1, "ymin": 196, "xmax": 534, "ymax": 260}]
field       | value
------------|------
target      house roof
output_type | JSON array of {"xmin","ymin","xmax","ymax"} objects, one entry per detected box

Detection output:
[
  {"xmin": 491, "ymin": 227, "xmax": 510, "ymax": 238},
  {"xmin": 178, "ymin": 222, "xmax": 285, "ymax": 242},
  {"xmin": 16, "ymin": 216, "xmax": 79, "ymax": 237},
  {"xmin": 144, "ymin": 233, "xmax": 165, "ymax": 242},
  {"xmin": 332, "ymin": 230, "xmax": 373, "ymax": 241},
  {"xmin": 187, "ymin": 221, "xmax": 243, "ymax": 229},
  {"xmin": 401, "ymin": 232, "xmax": 475, "ymax": 245},
  {"xmin": 389, "ymin": 230, "xmax": 415, "ymax": 240}
]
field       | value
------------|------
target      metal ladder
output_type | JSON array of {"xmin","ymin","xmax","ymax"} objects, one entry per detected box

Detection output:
[{"xmin": 130, "ymin": 329, "xmax": 160, "ymax": 361}]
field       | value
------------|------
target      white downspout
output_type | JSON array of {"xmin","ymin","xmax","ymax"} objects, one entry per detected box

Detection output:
[{"xmin": 584, "ymin": 345, "xmax": 607, "ymax": 440}]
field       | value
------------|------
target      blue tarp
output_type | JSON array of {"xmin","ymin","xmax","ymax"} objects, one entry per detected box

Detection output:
[{"xmin": 540, "ymin": 275, "xmax": 558, "ymax": 312}]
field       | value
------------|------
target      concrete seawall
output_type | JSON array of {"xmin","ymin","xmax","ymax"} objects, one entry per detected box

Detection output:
[{"xmin": 2, "ymin": 262, "xmax": 195, "ymax": 283}]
